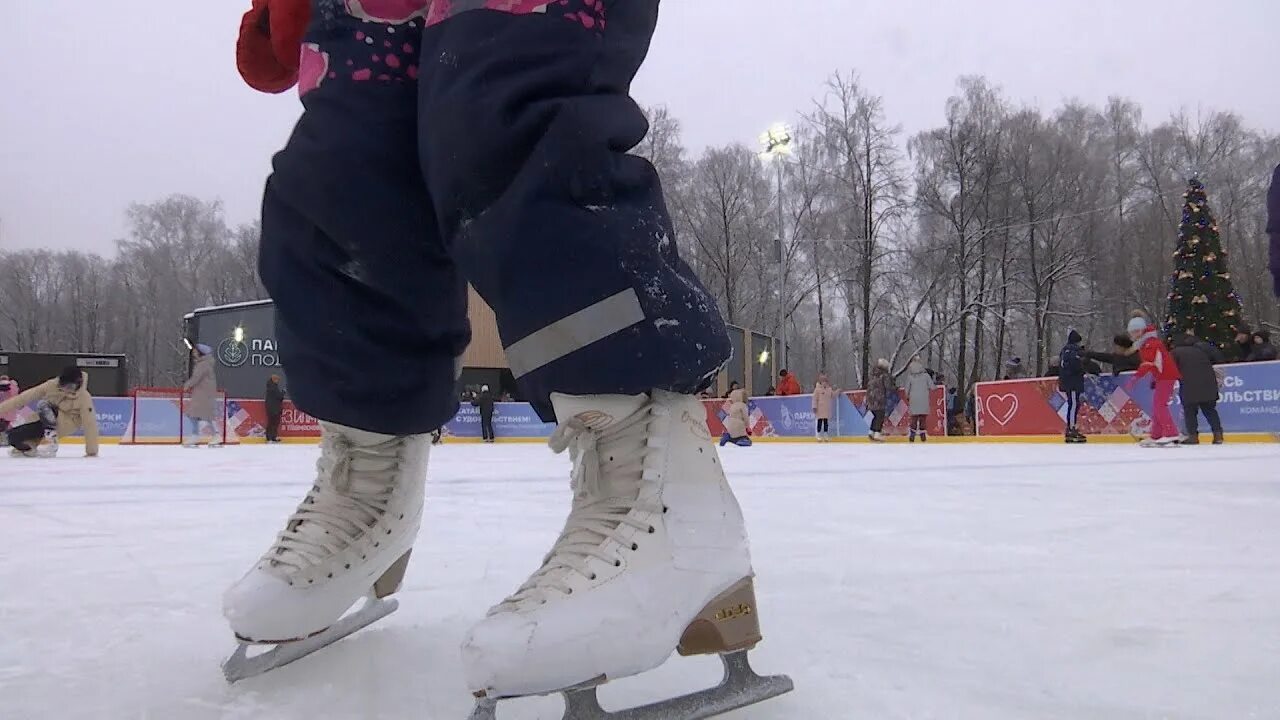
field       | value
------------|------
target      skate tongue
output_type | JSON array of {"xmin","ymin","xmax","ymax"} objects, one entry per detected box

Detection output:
[
  {"xmin": 549, "ymin": 393, "xmax": 649, "ymax": 499},
  {"xmin": 549, "ymin": 393, "xmax": 648, "ymax": 433}
]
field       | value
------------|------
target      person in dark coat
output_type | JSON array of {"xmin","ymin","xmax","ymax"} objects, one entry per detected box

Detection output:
[
  {"xmin": 1059, "ymin": 330, "xmax": 1087, "ymax": 443},
  {"xmin": 1267, "ymin": 163, "xmax": 1279, "ymax": 298},
  {"xmin": 1085, "ymin": 334, "xmax": 1140, "ymax": 375},
  {"xmin": 471, "ymin": 385, "xmax": 497, "ymax": 443},
  {"xmin": 1195, "ymin": 337, "xmax": 1226, "ymax": 364},
  {"xmin": 864, "ymin": 358, "xmax": 896, "ymax": 442},
  {"xmin": 1233, "ymin": 324, "xmax": 1255, "ymax": 363},
  {"xmin": 1044, "ymin": 357, "xmax": 1061, "ymax": 378},
  {"xmin": 1003, "ymin": 357, "xmax": 1026, "ymax": 380},
  {"xmin": 264, "ymin": 375, "xmax": 286, "ymax": 443},
  {"xmin": 1250, "ymin": 330, "xmax": 1278, "ymax": 362},
  {"xmin": 1171, "ymin": 333, "xmax": 1224, "ymax": 444}
]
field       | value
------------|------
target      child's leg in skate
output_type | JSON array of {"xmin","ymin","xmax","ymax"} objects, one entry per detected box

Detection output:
[
  {"xmin": 418, "ymin": 2, "xmax": 730, "ymax": 419},
  {"xmin": 418, "ymin": 4, "xmax": 779, "ymax": 705},
  {"xmin": 261, "ymin": 86, "xmax": 466, "ymax": 435}
]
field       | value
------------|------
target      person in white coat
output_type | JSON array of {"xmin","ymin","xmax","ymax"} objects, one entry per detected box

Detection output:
[{"xmin": 904, "ymin": 357, "xmax": 933, "ymax": 443}]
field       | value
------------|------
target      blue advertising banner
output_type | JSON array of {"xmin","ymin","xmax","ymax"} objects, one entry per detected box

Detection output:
[
  {"xmin": 93, "ymin": 397, "xmax": 133, "ymax": 438},
  {"xmin": 445, "ymin": 402, "xmax": 556, "ymax": 440},
  {"xmin": 1126, "ymin": 360, "xmax": 1280, "ymax": 434}
]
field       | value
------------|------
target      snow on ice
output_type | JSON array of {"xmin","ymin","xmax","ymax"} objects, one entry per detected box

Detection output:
[{"xmin": 2, "ymin": 442, "xmax": 1279, "ymax": 719}]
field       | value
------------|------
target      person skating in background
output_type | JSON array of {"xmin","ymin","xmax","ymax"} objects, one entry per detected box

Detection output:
[
  {"xmin": 264, "ymin": 374, "xmax": 286, "ymax": 444},
  {"xmin": 719, "ymin": 388, "xmax": 753, "ymax": 447},
  {"xmin": 865, "ymin": 358, "xmax": 895, "ymax": 442},
  {"xmin": 945, "ymin": 387, "xmax": 961, "ymax": 435},
  {"xmin": 722, "ymin": 380, "xmax": 742, "ymax": 399},
  {"xmin": 1059, "ymin": 330, "xmax": 1087, "ymax": 444},
  {"xmin": 1086, "ymin": 334, "xmax": 1140, "ymax": 375},
  {"xmin": 905, "ymin": 356, "xmax": 932, "ymax": 443},
  {"xmin": 1171, "ymin": 332, "xmax": 1225, "ymax": 445},
  {"xmin": 183, "ymin": 344, "xmax": 221, "ymax": 448},
  {"xmin": 3, "ymin": 399, "xmax": 61, "ymax": 457},
  {"xmin": 1003, "ymin": 357, "xmax": 1026, "ymax": 380},
  {"xmin": 470, "ymin": 385, "xmax": 497, "ymax": 444},
  {"xmin": 1125, "ymin": 316, "xmax": 1182, "ymax": 446},
  {"xmin": 1249, "ymin": 330, "xmax": 1278, "ymax": 362},
  {"xmin": 0, "ymin": 366, "xmax": 98, "ymax": 458},
  {"xmin": 0, "ymin": 375, "xmax": 19, "ymax": 428},
  {"xmin": 811, "ymin": 373, "xmax": 836, "ymax": 442},
  {"xmin": 775, "ymin": 369, "xmax": 802, "ymax": 396},
  {"xmin": 1044, "ymin": 357, "xmax": 1061, "ymax": 378},
  {"xmin": 1232, "ymin": 324, "xmax": 1256, "ymax": 363}
]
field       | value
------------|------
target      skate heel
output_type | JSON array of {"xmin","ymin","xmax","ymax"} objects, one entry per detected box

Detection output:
[
  {"xmin": 373, "ymin": 550, "xmax": 412, "ymax": 599},
  {"xmin": 677, "ymin": 576, "xmax": 763, "ymax": 657}
]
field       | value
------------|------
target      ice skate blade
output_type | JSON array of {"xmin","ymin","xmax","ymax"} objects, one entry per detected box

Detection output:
[
  {"xmin": 221, "ymin": 597, "xmax": 398, "ymax": 683},
  {"xmin": 467, "ymin": 650, "xmax": 793, "ymax": 720}
]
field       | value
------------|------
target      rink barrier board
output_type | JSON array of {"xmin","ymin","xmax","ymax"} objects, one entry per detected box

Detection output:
[
  {"xmin": 974, "ymin": 360, "xmax": 1280, "ymax": 438},
  {"xmin": 27, "ymin": 361, "xmax": 1280, "ymax": 445},
  {"xmin": 59, "ymin": 432, "xmax": 1280, "ymax": 445}
]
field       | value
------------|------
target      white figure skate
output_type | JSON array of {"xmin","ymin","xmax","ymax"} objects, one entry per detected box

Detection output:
[
  {"xmin": 184, "ymin": 421, "xmax": 223, "ymax": 448},
  {"xmin": 35, "ymin": 430, "xmax": 59, "ymax": 458},
  {"xmin": 221, "ymin": 422, "xmax": 429, "ymax": 682},
  {"xmin": 463, "ymin": 391, "xmax": 792, "ymax": 720}
]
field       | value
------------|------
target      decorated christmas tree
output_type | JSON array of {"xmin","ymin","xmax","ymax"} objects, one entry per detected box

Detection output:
[{"xmin": 1164, "ymin": 177, "xmax": 1244, "ymax": 352}]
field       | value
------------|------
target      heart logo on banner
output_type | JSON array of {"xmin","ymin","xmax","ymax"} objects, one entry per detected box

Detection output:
[{"xmin": 985, "ymin": 393, "xmax": 1019, "ymax": 426}]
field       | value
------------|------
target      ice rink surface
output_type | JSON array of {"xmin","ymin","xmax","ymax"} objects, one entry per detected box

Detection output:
[{"xmin": 3, "ymin": 441, "xmax": 1279, "ymax": 720}]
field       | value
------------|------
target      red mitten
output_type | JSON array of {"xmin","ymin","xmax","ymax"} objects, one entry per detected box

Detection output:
[{"xmin": 236, "ymin": 0, "xmax": 311, "ymax": 94}]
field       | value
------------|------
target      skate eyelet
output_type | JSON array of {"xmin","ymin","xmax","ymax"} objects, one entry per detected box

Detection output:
[
  {"xmin": 663, "ymin": 506, "xmax": 669, "ymax": 514},
  {"xmin": 386, "ymin": 529, "xmax": 392, "ymax": 535},
  {"xmin": 648, "ymin": 526, "xmax": 655, "ymax": 533},
  {"xmin": 308, "ymin": 579, "xmax": 314, "ymax": 584},
  {"xmin": 345, "ymin": 564, "xmax": 350, "ymax": 569},
  {"xmin": 375, "ymin": 542, "xmax": 380, "ymax": 547},
  {"xmin": 566, "ymin": 588, "xmax": 573, "ymax": 595},
  {"xmin": 614, "ymin": 560, "xmax": 622, "ymax": 567},
  {"xmin": 631, "ymin": 542, "xmax": 638, "ymax": 551},
  {"xmin": 327, "ymin": 573, "xmax": 333, "ymax": 578},
  {"xmin": 589, "ymin": 573, "xmax": 597, "ymax": 580}
]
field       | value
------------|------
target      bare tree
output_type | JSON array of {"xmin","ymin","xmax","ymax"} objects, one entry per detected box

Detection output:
[{"xmin": 808, "ymin": 71, "xmax": 908, "ymax": 384}]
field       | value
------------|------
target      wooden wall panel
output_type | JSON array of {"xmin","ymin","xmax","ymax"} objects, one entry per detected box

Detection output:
[{"xmin": 463, "ymin": 285, "xmax": 508, "ymax": 369}]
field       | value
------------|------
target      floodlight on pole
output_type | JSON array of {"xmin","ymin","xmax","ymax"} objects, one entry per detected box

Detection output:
[
  {"xmin": 233, "ymin": 326, "xmax": 245, "ymax": 343},
  {"xmin": 760, "ymin": 123, "xmax": 792, "ymax": 370},
  {"xmin": 759, "ymin": 123, "xmax": 793, "ymax": 160}
]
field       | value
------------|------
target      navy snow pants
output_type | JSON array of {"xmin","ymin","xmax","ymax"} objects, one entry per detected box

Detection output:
[{"xmin": 259, "ymin": 1, "xmax": 728, "ymax": 435}]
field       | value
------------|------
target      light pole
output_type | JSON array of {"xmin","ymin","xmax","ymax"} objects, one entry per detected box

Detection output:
[{"xmin": 760, "ymin": 122, "xmax": 793, "ymax": 371}]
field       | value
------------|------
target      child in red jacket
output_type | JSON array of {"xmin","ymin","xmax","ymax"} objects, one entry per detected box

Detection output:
[{"xmin": 1125, "ymin": 317, "xmax": 1182, "ymax": 445}]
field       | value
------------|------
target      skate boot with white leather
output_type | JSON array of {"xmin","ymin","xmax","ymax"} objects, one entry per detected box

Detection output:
[
  {"xmin": 220, "ymin": 421, "xmax": 430, "ymax": 682},
  {"xmin": 464, "ymin": 391, "xmax": 792, "ymax": 720}
]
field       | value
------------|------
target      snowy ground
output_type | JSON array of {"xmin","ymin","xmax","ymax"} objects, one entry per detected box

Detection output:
[{"xmin": 3, "ymin": 441, "xmax": 1280, "ymax": 720}]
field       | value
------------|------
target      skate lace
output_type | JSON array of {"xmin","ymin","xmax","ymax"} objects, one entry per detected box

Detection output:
[
  {"xmin": 264, "ymin": 433, "xmax": 404, "ymax": 575},
  {"xmin": 494, "ymin": 404, "xmax": 665, "ymax": 609}
]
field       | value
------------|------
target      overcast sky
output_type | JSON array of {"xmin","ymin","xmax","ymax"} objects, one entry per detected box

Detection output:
[{"xmin": 2, "ymin": 0, "xmax": 1276, "ymax": 253}]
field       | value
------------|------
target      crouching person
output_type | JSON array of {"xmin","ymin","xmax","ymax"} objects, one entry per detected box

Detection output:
[
  {"xmin": 0, "ymin": 366, "xmax": 99, "ymax": 458},
  {"xmin": 719, "ymin": 389, "xmax": 753, "ymax": 447},
  {"xmin": 3, "ymin": 401, "xmax": 61, "ymax": 457}
]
